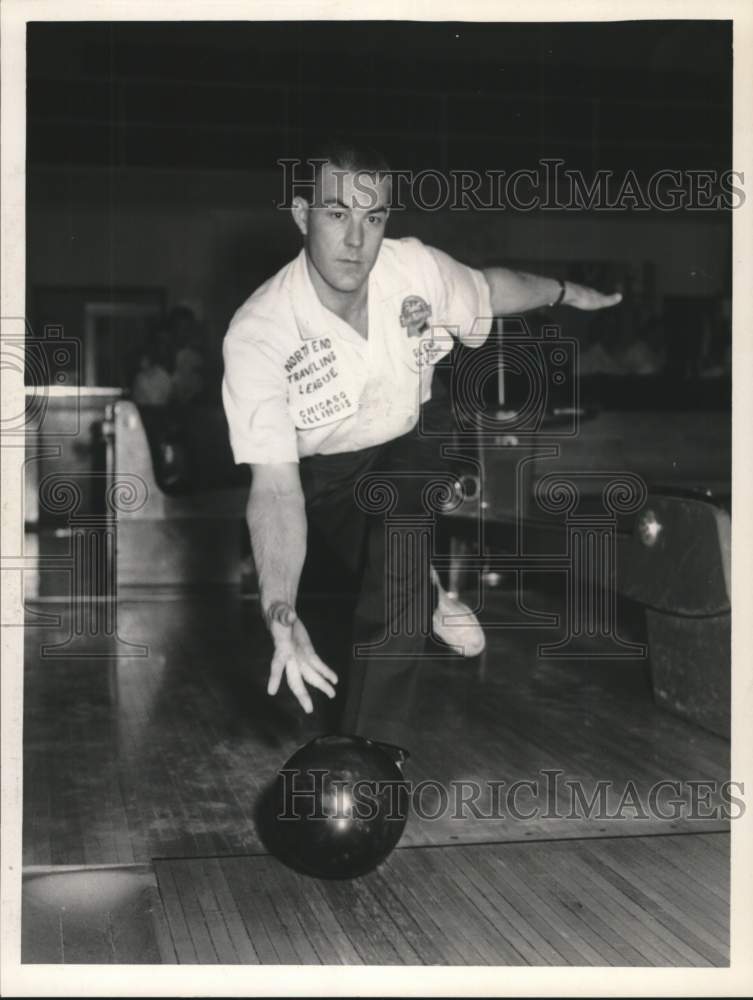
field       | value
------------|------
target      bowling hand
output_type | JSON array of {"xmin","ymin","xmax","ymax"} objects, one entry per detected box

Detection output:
[
  {"xmin": 267, "ymin": 610, "xmax": 338, "ymax": 714},
  {"xmin": 563, "ymin": 282, "xmax": 623, "ymax": 311}
]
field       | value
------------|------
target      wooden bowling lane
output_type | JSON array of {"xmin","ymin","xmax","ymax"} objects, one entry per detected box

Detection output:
[
  {"xmin": 21, "ymin": 865, "xmax": 175, "ymax": 964},
  {"xmin": 149, "ymin": 833, "xmax": 729, "ymax": 966},
  {"xmin": 23, "ymin": 588, "xmax": 730, "ymax": 866}
]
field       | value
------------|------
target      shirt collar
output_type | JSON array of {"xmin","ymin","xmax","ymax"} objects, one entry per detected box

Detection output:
[
  {"xmin": 288, "ymin": 242, "xmax": 410, "ymax": 344},
  {"xmin": 288, "ymin": 249, "xmax": 326, "ymax": 341}
]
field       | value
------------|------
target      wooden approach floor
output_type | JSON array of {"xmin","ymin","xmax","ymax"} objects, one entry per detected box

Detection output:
[
  {"xmin": 23, "ymin": 834, "xmax": 729, "ymax": 966},
  {"xmin": 153, "ymin": 834, "xmax": 729, "ymax": 966},
  {"xmin": 21, "ymin": 588, "xmax": 731, "ymax": 965}
]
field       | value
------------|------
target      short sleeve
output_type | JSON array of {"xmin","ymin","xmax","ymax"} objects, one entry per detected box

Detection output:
[
  {"xmin": 222, "ymin": 324, "xmax": 299, "ymax": 465},
  {"xmin": 421, "ymin": 243, "xmax": 494, "ymax": 349}
]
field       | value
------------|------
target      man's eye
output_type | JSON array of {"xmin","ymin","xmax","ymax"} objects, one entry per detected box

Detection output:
[
  {"xmin": 368, "ymin": 215, "xmax": 384, "ymax": 225},
  {"xmin": 329, "ymin": 211, "xmax": 345, "ymax": 220}
]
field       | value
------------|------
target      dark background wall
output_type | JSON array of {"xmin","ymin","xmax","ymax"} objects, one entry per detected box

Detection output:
[{"xmin": 25, "ymin": 20, "xmax": 733, "ymax": 384}]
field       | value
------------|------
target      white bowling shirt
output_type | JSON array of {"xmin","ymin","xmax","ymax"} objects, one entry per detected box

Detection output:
[{"xmin": 222, "ymin": 236, "xmax": 493, "ymax": 464}]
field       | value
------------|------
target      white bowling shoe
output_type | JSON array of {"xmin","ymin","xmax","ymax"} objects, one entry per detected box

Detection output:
[{"xmin": 430, "ymin": 567, "xmax": 486, "ymax": 657}]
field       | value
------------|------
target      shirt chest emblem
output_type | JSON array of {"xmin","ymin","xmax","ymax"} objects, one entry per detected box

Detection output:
[{"xmin": 400, "ymin": 295, "xmax": 432, "ymax": 338}]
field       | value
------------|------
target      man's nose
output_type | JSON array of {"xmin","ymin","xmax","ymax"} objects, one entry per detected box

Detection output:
[{"xmin": 344, "ymin": 218, "xmax": 364, "ymax": 248}]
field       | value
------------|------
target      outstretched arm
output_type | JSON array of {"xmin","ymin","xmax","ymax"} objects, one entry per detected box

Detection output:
[
  {"xmin": 248, "ymin": 462, "xmax": 337, "ymax": 713},
  {"xmin": 482, "ymin": 267, "xmax": 622, "ymax": 315}
]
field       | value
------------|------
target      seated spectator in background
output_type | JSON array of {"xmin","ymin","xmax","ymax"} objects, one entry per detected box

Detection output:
[
  {"xmin": 168, "ymin": 305, "xmax": 206, "ymax": 404},
  {"xmin": 131, "ymin": 305, "xmax": 216, "ymax": 491},
  {"xmin": 131, "ymin": 339, "xmax": 187, "ymax": 492},
  {"xmin": 172, "ymin": 339, "xmax": 205, "ymax": 403},
  {"xmin": 131, "ymin": 347, "xmax": 172, "ymax": 406},
  {"xmin": 578, "ymin": 337, "xmax": 625, "ymax": 376},
  {"xmin": 699, "ymin": 295, "xmax": 732, "ymax": 378},
  {"xmin": 614, "ymin": 316, "xmax": 666, "ymax": 375},
  {"xmin": 579, "ymin": 315, "xmax": 665, "ymax": 376}
]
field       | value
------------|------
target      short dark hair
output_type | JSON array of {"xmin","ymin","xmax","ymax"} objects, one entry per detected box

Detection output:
[
  {"xmin": 289, "ymin": 139, "xmax": 392, "ymax": 205},
  {"xmin": 307, "ymin": 138, "xmax": 391, "ymax": 177}
]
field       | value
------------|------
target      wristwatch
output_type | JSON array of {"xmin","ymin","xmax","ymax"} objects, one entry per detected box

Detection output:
[{"xmin": 550, "ymin": 279, "xmax": 567, "ymax": 308}]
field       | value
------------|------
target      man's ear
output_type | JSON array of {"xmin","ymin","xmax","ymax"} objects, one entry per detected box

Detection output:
[{"xmin": 291, "ymin": 196, "xmax": 309, "ymax": 237}]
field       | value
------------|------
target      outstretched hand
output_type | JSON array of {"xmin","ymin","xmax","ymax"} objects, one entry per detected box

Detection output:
[
  {"xmin": 267, "ymin": 608, "xmax": 338, "ymax": 714},
  {"xmin": 564, "ymin": 283, "xmax": 623, "ymax": 311}
]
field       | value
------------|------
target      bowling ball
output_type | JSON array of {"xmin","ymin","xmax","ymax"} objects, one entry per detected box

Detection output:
[{"xmin": 268, "ymin": 734, "xmax": 409, "ymax": 879}]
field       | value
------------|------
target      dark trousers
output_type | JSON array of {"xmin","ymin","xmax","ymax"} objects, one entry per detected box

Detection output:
[{"xmin": 299, "ymin": 401, "xmax": 453, "ymax": 751}]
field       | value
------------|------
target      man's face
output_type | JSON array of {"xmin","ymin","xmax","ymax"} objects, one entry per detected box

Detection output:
[{"xmin": 295, "ymin": 162, "xmax": 391, "ymax": 299}]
